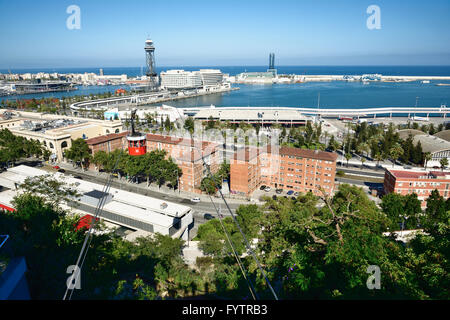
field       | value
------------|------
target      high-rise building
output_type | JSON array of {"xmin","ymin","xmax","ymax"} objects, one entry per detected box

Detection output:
[{"xmin": 99, "ymin": 68, "xmax": 104, "ymax": 76}]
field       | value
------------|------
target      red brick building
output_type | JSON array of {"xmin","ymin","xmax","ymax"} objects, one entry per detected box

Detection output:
[
  {"xmin": 86, "ymin": 132, "xmax": 219, "ymax": 194},
  {"xmin": 230, "ymin": 146, "xmax": 338, "ymax": 197},
  {"xmin": 86, "ymin": 132, "xmax": 128, "ymax": 155},
  {"xmin": 146, "ymin": 134, "xmax": 219, "ymax": 194},
  {"xmin": 384, "ymin": 168, "xmax": 450, "ymax": 207},
  {"xmin": 230, "ymin": 147, "xmax": 262, "ymax": 196}
]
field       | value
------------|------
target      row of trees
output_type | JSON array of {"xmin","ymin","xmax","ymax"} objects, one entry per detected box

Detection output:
[
  {"xmin": 340, "ymin": 122, "xmax": 433, "ymax": 167},
  {"xmin": 404, "ymin": 121, "xmax": 450, "ymax": 135},
  {"xmin": 63, "ymin": 139, "xmax": 182, "ymax": 189},
  {"xmin": 195, "ymin": 185, "xmax": 449, "ymax": 299},
  {"xmin": 0, "ymin": 128, "xmax": 51, "ymax": 167}
]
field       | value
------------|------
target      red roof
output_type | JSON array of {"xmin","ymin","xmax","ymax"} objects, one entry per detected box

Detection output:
[
  {"xmin": 389, "ymin": 170, "xmax": 450, "ymax": 179},
  {"xmin": 86, "ymin": 132, "xmax": 127, "ymax": 145},
  {"xmin": 265, "ymin": 145, "xmax": 338, "ymax": 161}
]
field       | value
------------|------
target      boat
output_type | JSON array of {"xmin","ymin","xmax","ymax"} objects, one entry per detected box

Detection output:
[{"xmin": 421, "ymin": 80, "xmax": 430, "ymax": 84}]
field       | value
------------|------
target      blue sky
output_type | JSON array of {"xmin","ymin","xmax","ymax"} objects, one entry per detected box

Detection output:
[{"xmin": 0, "ymin": 0, "xmax": 449, "ymax": 68}]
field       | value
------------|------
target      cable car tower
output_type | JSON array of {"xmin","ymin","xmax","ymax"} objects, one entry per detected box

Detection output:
[
  {"xmin": 144, "ymin": 38, "xmax": 159, "ymax": 92},
  {"xmin": 127, "ymin": 109, "xmax": 147, "ymax": 156}
]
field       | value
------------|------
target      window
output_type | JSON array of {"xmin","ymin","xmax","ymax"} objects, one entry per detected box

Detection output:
[
  {"xmin": 49, "ymin": 142, "xmax": 54, "ymax": 149},
  {"xmin": 61, "ymin": 141, "xmax": 68, "ymax": 148}
]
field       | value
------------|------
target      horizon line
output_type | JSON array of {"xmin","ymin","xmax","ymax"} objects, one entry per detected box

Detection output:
[{"xmin": 2, "ymin": 64, "xmax": 450, "ymax": 71}]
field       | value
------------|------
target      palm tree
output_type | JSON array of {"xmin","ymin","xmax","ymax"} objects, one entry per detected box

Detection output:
[
  {"xmin": 323, "ymin": 131, "xmax": 329, "ymax": 146},
  {"xmin": 345, "ymin": 153, "xmax": 352, "ymax": 167},
  {"xmin": 360, "ymin": 157, "xmax": 366, "ymax": 169},
  {"xmin": 424, "ymin": 152, "xmax": 432, "ymax": 170},
  {"xmin": 389, "ymin": 143, "xmax": 404, "ymax": 168},
  {"xmin": 357, "ymin": 142, "xmax": 370, "ymax": 158},
  {"xmin": 374, "ymin": 153, "xmax": 384, "ymax": 167},
  {"xmin": 440, "ymin": 158, "xmax": 448, "ymax": 171}
]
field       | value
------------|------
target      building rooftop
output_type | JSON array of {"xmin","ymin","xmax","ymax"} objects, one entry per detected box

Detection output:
[
  {"xmin": 0, "ymin": 166, "xmax": 192, "ymax": 229},
  {"xmin": 412, "ymin": 134, "xmax": 450, "ymax": 154},
  {"xmin": 232, "ymin": 147, "xmax": 261, "ymax": 162},
  {"xmin": 397, "ymin": 129, "xmax": 426, "ymax": 140},
  {"xmin": 192, "ymin": 107, "xmax": 309, "ymax": 122},
  {"xmin": 387, "ymin": 168, "xmax": 450, "ymax": 179},
  {"xmin": 434, "ymin": 130, "xmax": 450, "ymax": 142},
  {"xmin": 86, "ymin": 132, "xmax": 127, "ymax": 145},
  {"xmin": 277, "ymin": 146, "xmax": 338, "ymax": 161}
]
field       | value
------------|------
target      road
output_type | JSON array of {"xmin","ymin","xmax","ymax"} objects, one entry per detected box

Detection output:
[
  {"xmin": 339, "ymin": 167, "xmax": 385, "ymax": 178},
  {"xmin": 57, "ymin": 166, "xmax": 241, "ymax": 212}
]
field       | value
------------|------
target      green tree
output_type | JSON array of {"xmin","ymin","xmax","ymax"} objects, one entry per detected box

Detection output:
[
  {"xmin": 183, "ymin": 117, "xmax": 195, "ymax": 136},
  {"xmin": 381, "ymin": 193, "xmax": 422, "ymax": 230},
  {"xmin": 424, "ymin": 152, "xmax": 432, "ymax": 169},
  {"xmin": 423, "ymin": 189, "xmax": 447, "ymax": 233},
  {"xmin": 92, "ymin": 150, "xmax": 109, "ymax": 172},
  {"xmin": 439, "ymin": 157, "xmax": 448, "ymax": 171},
  {"xmin": 344, "ymin": 153, "xmax": 352, "ymax": 167},
  {"xmin": 389, "ymin": 143, "xmax": 404, "ymax": 167},
  {"xmin": 327, "ymin": 135, "xmax": 339, "ymax": 152},
  {"xmin": 64, "ymin": 138, "xmax": 92, "ymax": 170},
  {"xmin": 200, "ymin": 176, "xmax": 217, "ymax": 195}
]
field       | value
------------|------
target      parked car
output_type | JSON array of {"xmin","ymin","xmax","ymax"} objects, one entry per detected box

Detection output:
[
  {"xmin": 73, "ymin": 175, "xmax": 83, "ymax": 180},
  {"xmin": 191, "ymin": 197, "xmax": 201, "ymax": 203},
  {"xmin": 275, "ymin": 188, "xmax": 283, "ymax": 194},
  {"xmin": 52, "ymin": 165, "xmax": 60, "ymax": 170},
  {"xmin": 264, "ymin": 187, "xmax": 271, "ymax": 192},
  {"xmin": 203, "ymin": 213, "xmax": 215, "ymax": 220},
  {"xmin": 259, "ymin": 185, "xmax": 266, "ymax": 190},
  {"xmin": 294, "ymin": 192, "xmax": 299, "ymax": 197},
  {"xmin": 57, "ymin": 169, "xmax": 65, "ymax": 173},
  {"xmin": 287, "ymin": 190, "xmax": 294, "ymax": 196}
]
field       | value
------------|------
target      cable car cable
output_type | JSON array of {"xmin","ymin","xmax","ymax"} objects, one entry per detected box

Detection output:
[
  {"xmin": 199, "ymin": 153, "xmax": 279, "ymax": 300},
  {"xmin": 206, "ymin": 193, "xmax": 258, "ymax": 300}
]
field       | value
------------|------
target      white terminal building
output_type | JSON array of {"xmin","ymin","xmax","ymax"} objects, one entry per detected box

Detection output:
[
  {"xmin": 0, "ymin": 165, "xmax": 193, "ymax": 241},
  {"xmin": 160, "ymin": 69, "xmax": 224, "ymax": 90}
]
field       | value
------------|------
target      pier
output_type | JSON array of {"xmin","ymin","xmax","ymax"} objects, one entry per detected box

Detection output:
[{"xmin": 69, "ymin": 85, "xmax": 237, "ymax": 113}]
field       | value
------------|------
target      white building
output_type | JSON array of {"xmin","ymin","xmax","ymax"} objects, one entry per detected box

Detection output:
[
  {"xmin": 199, "ymin": 69, "xmax": 224, "ymax": 86},
  {"xmin": 106, "ymin": 105, "xmax": 184, "ymax": 123},
  {"xmin": 0, "ymin": 165, "xmax": 193, "ymax": 240},
  {"xmin": 160, "ymin": 70, "xmax": 204, "ymax": 89}
]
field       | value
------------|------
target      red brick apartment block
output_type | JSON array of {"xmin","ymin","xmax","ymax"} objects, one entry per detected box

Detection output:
[
  {"xmin": 230, "ymin": 146, "xmax": 338, "ymax": 197},
  {"xmin": 146, "ymin": 134, "xmax": 220, "ymax": 194},
  {"xmin": 384, "ymin": 168, "xmax": 450, "ymax": 207}
]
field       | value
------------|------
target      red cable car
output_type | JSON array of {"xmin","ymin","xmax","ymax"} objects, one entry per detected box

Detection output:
[{"xmin": 127, "ymin": 109, "xmax": 147, "ymax": 156}]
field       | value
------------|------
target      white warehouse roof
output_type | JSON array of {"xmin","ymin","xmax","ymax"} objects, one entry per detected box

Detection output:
[{"xmin": 0, "ymin": 165, "xmax": 192, "ymax": 229}]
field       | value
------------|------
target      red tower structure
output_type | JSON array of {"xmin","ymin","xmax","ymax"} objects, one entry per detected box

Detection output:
[{"xmin": 127, "ymin": 109, "xmax": 147, "ymax": 156}]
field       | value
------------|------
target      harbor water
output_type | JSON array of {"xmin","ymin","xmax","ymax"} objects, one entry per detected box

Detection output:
[{"xmin": 2, "ymin": 66, "xmax": 450, "ymax": 110}]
